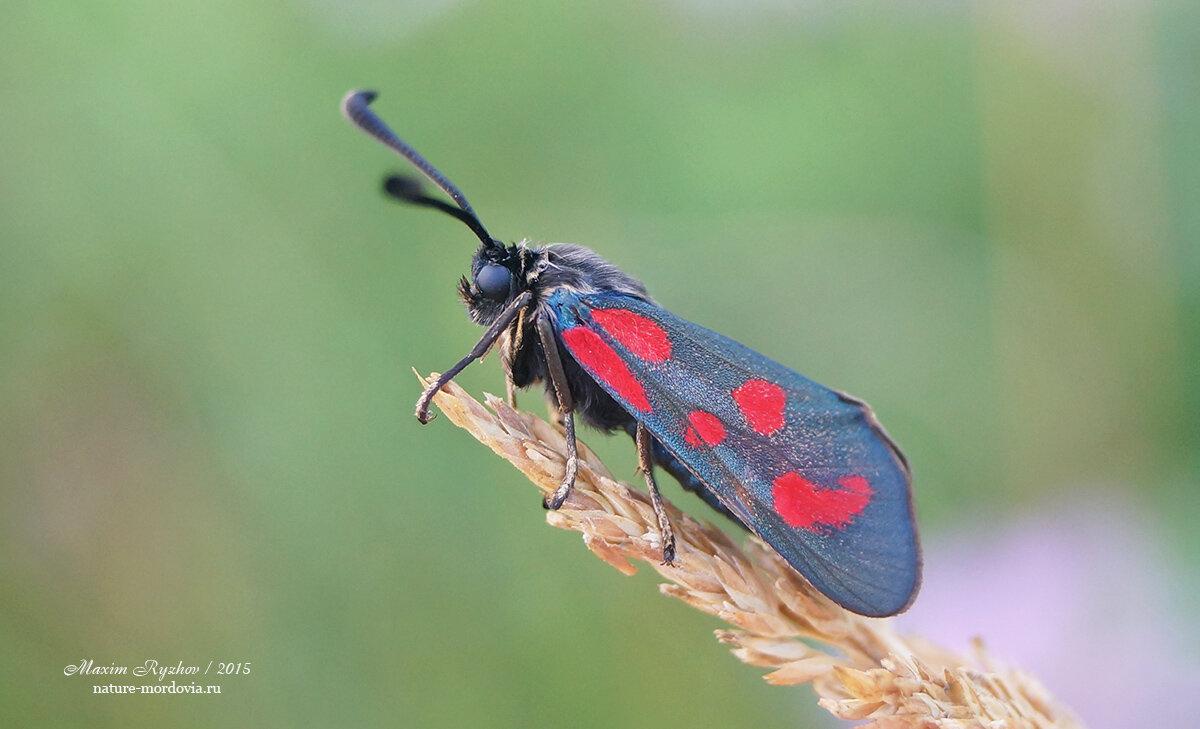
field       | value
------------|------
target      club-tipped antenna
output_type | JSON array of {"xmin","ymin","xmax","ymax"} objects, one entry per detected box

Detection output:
[
  {"xmin": 381, "ymin": 174, "xmax": 488, "ymax": 236},
  {"xmin": 341, "ymin": 89, "xmax": 495, "ymax": 246}
]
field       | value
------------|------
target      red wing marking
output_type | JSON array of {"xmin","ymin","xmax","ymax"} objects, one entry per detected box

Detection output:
[
  {"xmin": 684, "ymin": 410, "xmax": 726, "ymax": 447},
  {"xmin": 561, "ymin": 326, "xmax": 651, "ymax": 412},
  {"xmin": 771, "ymin": 472, "xmax": 874, "ymax": 532},
  {"xmin": 732, "ymin": 379, "xmax": 786, "ymax": 435},
  {"xmin": 590, "ymin": 308, "xmax": 672, "ymax": 363}
]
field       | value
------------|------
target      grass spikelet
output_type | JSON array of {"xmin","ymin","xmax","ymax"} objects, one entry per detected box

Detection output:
[{"xmin": 423, "ymin": 375, "xmax": 1085, "ymax": 728}]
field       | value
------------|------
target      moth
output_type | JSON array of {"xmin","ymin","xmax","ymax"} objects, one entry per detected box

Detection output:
[{"xmin": 342, "ymin": 90, "xmax": 921, "ymax": 617}]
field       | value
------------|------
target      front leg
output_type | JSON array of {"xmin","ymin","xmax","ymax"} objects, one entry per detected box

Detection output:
[
  {"xmin": 415, "ymin": 292, "xmax": 531, "ymax": 423},
  {"xmin": 535, "ymin": 315, "xmax": 579, "ymax": 510}
]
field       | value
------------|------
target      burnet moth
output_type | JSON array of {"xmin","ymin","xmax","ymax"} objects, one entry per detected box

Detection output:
[{"xmin": 342, "ymin": 90, "xmax": 921, "ymax": 617}]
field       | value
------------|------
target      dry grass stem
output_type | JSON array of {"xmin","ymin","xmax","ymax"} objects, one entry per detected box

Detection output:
[{"xmin": 424, "ymin": 375, "xmax": 1084, "ymax": 728}]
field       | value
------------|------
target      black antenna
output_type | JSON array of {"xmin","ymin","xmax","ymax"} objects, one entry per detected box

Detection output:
[{"xmin": 341, "ymin": 89, "xmax": 496, "ymax": 247}]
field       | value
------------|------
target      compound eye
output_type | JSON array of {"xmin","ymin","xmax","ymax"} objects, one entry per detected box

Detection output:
[{"xmin": 474, "ymin": 263, "xmax": 513, "ymax": 301}]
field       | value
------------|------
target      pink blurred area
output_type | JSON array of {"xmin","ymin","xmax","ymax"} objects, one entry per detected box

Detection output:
[{"xmin": 899, "ymin": 495, "xmax": 1200, "ymax": 728}]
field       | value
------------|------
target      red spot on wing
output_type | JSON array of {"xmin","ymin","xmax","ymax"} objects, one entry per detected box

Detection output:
[
  {"xmin": 771, "ymin": 472, "xmax": 873, "ymax": 532},
  {"xmin": 733, "ymin": 379, "xmax": 786, "ymax": 435},
  {"xmin": 561, "ymin": 326, "xmax": 651, "ymax": 412},
  {"xmin": 685, "ymin": 410, "xmax": 726, "ymax": 446},
  {"xmin": 590, "ymin": 308, "xmax": 672, "ymax": 362}
]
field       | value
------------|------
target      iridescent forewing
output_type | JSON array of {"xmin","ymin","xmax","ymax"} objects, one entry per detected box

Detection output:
[{"xmin": 546, "ymin": 289, "xmax": 920, "ymax": 617}]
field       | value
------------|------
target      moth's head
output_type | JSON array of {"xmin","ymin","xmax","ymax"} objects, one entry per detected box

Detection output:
[{"xmin": 458, "ymin": 240, "xmax": 528, "ymax": 325}]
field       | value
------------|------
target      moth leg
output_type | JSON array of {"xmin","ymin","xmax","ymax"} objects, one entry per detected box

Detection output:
[
  {"xmin": 505, "ymin": 376, "xmax": 518, "ymax": 408},
  {"xmin": 545, "ymin": 411, "xmax": 578, "ymax": 510},
  {"xmin": 507, "ymin": 306, "xmax": 528, "ymax": 409},
  {"xmin": 637, "ymin": 423, "xmax": 677, "ymax": 565},
  {"xmin": 622, "ymin": 422, "xmax": 750, "ymax": 531},
  {"xmin": 535, "ymin": 315, "xmax": 578, "ymax": 510},
  {"xmin": 415, "ymin": 291, "xmax": 531, "ymax": 424}
]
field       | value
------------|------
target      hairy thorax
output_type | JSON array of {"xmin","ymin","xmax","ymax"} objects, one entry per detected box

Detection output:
[{"xmin": 491, "ymin": 242, "xmax": 653, "ymax": 432}]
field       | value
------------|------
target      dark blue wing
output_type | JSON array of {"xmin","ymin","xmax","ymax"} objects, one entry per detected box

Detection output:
[{"xmin": 546, "ymin": 289, "xmax": 920, "ymax": 617}]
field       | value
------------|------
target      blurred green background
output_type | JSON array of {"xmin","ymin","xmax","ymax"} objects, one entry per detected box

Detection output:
[{"xmin": 3, "ymin": 0, "xmax": 1198, "ymax": 727}]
